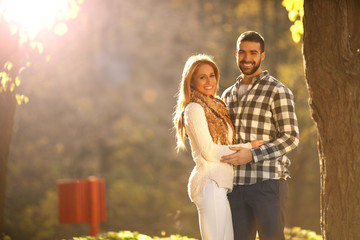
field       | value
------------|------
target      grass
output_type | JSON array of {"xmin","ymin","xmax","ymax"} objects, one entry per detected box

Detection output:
[{"xmin": 65, "ymin": 227, "xmax": 322, "ymax": 240}]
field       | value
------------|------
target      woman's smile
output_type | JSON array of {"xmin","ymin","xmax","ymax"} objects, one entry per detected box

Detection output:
[{"xmin": 191, "ymin": 63, "xmax": 217, "ymax": 96}]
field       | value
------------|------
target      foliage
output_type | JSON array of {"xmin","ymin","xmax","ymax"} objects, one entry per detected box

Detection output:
[
  {"xmin": 64, "ymin": 228, "xmax": 322, "ymax": 240},
  {"xmin": 284, "ymin": 227, "xmax": 322, "ymax": 240},
  {"xmin": 0, "ymin": 233, "xmax": 11, "ymax": 240},
  {"xmin": 282, "ymin": 0, "xmax": 304, "ymax": 43},
  {"xmin": 0, "ymin": 0, "xmax": 83, "ymax": 102},
  {"xmin": 65, "ymin": 231, "xmax": 196, "ymax": 240},
  {"xmin": 0, "ymin": 229, "xmax": 325, "ymax": 240}
]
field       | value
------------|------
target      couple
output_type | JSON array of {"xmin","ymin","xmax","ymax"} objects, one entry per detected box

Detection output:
[{"xmin": 173, "ymin": 31, "xmax": 299, "ymax": 240}]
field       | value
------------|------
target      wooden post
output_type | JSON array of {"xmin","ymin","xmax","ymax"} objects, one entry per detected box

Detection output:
[{"xmin": 89, "ymin": 177, "xmax": 100, "ymax": 236}]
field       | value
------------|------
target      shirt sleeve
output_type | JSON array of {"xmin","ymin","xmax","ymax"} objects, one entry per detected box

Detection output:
[
  {"xmin": 251, "ymin": 87, "xmax": 300, "ymax": 163},
  {"xmin": 184, "ymin": 103, "xmax": 251, "ymax": 162},
  {"xmin": 221, "ymin": 87, "xmax": 232, "ymax": 106}
]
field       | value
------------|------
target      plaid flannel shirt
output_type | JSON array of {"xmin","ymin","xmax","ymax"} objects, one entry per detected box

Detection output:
[{"xmin": 222, "ymin": 71, "xmax": 299, "ymax": 185}]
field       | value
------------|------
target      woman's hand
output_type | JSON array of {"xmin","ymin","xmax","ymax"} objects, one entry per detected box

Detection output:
[{"xmin": 250, "ymin": 140, "xmax": 264, "ymax": 148}]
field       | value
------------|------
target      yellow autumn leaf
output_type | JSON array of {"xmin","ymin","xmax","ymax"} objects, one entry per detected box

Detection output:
[
  {"xmin": 288, "ymin": 11, "xmax": 297, "ymax": 22},
  {"xmin": 299, "ymin": 7, "xmax": 304, "ymax": 18},
  {"xmin": 283, "ymin": 0, "xmax": 304, "ymax": 44},
  {"xmin": 30, "ymin": 42, "xmax": 37, "ymax": 50},
  {"xmin": 4, "ymin": 61, "xmax": 13, "ymax": 71},
  {"xmin": 10, "ymin": 82, "xmax": 15, "ymax": 92},
  {"xmin": 294, "ymin": 20, "xmax": 304, "ymax": 34},
  {"xmin": 1, "ymin": 76, "xmax": 9, "ymax": 89},
  {"xmin": 15, "ymin": 94, "xmax": 29, "ymax": 105},
  {"xmin": 19, "ymin": 31, "xmax": 29, "ymax": 46},
  {"xmin": 37, "ymin": 43, "xmax": 44, "ymax": 54},
  {"xmin": 19, "ymin": 66, "xmax": 27, "ymax": 74},
  {"xmin": 15, "ymin": 94, "xmax": 23, "ymax": 105},
  {"xmin": 54, "ymin": 22, "xmax": 68, "ymax": 36},
  {"xmin": 282, "ymin": 0, "xmax": 293, "ymax": 12},
  {"xmin": 15, "ymin": 76, "xmax": 21, "ymax": 86},
  {"xmin": 67, "ymin": 0, "xmax": 81, "ymax": 19},
  {"xmin": 10, "ymin": 25, "xmax": 18, "ymax": 35},
  {"xmin": 295, "ymin": 0, "xmax": 304, "ymax": 10},
  {"xmin": 291, "ymin": 29, "xmax": 301, "ymax": 43}
]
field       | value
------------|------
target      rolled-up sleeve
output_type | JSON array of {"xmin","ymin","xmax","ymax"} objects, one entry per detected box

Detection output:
[{"xmin": 251, "ymin": 87, "xmax": 299, "ymax": 163}]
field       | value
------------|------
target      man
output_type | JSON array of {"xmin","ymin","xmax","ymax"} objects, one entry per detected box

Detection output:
[{"xmin": 221, "ymin": 31, "xmax": 299, "ymax": 240}]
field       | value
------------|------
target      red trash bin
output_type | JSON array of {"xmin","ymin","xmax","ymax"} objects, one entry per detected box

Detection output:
[{"xmin": 58, "ymin": 177, "xmax": 106, "ymax": 236}]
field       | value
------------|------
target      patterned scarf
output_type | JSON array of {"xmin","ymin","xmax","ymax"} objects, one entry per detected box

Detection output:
[{"xmin": 190, "ymin": 89, "xmax": 234, "ymax": 145}]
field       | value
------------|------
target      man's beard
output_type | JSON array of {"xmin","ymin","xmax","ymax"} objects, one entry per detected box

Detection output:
[{"xmin": 239, "ymin": 59, "xmax": 261, "ymax": 75}]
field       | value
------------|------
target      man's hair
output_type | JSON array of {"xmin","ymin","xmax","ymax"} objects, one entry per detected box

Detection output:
[{"xmin": 236, "ymin": 31, "xmax": 265, "ymax": 52}]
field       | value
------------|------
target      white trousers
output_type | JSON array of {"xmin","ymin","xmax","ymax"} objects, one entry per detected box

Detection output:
[{"xmin": 193, "ymin": 180, "xmax": 234, "ymax": 240}]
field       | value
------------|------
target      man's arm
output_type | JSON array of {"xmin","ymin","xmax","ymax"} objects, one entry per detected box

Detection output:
[
  {"xmin": 221, "ymin": 86, "xmax": 299, "ymax": 165},
  {"xmin": 251, "ymin": 86, "xmax": 299, "ymax": 163}
]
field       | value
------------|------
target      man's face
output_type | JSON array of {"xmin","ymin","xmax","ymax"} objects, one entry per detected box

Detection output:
[{"xmin": 236, "ymin": 41, "xmax": 265, "ymax": 77}]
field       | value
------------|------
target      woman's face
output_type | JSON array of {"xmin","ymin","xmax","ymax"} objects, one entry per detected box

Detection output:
[{"xmin": 190, "ymin": 63, "xmax": 217, "ymax": 96}]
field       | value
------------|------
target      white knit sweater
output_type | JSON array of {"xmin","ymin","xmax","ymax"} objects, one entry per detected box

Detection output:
[{"xmin": 184, "ymin": 102, "xmax": 251, "ymax": 201}]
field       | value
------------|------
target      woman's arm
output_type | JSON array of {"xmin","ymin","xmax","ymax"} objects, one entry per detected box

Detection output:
[{"xmin": 184, "ymin": 103, "xmax": 251, "ymax": 162}]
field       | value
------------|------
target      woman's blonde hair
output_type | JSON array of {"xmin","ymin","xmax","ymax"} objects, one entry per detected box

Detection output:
[{"xmin": 173, "ymin": 54, "xmax": 220, "ymax": 151}]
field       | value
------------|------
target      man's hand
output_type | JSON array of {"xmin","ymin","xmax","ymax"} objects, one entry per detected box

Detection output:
[
  {"xmin": 250, "ymin": 140, "xmax": 264, "ymax": 148},
  {"xmin": 220, "ymin": 146, "xmax": 253, "ymax": 165}
]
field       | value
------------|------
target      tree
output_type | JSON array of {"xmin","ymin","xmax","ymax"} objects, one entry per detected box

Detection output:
[
  {"xmin": 0, "ymin": 0, "xmax": 82, "ymax": 233},
  {"xmin": 0, "ymin": 19, "xmax": 24, "ymax": 235},
  {"xmin": 302, "ymin": 0, "xmax": 360, "ymax": 239}
]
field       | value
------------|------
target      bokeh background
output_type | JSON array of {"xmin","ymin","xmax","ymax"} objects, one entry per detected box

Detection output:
[{"xmin": 4, "ymin": 0, "xmax": 319, "ymax": 239}]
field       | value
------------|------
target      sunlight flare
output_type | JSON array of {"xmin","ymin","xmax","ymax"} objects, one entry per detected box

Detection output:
[{"xmin": 0, "ymin": 0, "xmax": 81, "ymax": 40}]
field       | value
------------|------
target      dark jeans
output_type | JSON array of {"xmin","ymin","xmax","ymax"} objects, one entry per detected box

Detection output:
[{"xmin": 227, "ymin": 179, "xmax": 288, "ymax": 240}]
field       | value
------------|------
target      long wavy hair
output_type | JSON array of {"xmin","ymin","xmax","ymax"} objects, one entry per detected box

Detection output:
[{"xmin": 173, "ymin": 54, "xmax": 220, "ymax": 151}]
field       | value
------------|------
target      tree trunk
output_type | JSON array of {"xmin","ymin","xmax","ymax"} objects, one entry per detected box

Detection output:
[
  {"xmin": 0, "ymin": 91, "xmax": 17, "ymax": 234},
  {"xmin": 0, "ymin": 20, "xmax": 20, "ymax": 234},
  {"xmin": 303, "ymin": 0, "xmax": 360, "ymax": 239}
]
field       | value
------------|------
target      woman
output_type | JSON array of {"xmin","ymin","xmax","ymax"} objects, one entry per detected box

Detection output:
[{"xmin": 173, "ymin": 54, "xmax": 262, "ymax": 240}]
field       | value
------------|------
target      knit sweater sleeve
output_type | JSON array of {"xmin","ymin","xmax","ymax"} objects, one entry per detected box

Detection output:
[{"xmin": 184, "ymin": 102, "xmax": 251, "ymax": 162}]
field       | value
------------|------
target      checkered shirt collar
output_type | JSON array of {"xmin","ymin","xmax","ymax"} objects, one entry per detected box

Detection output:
[{"xmin": 236, "ymin": 70, "xmax": 269, "ymax": 86}]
